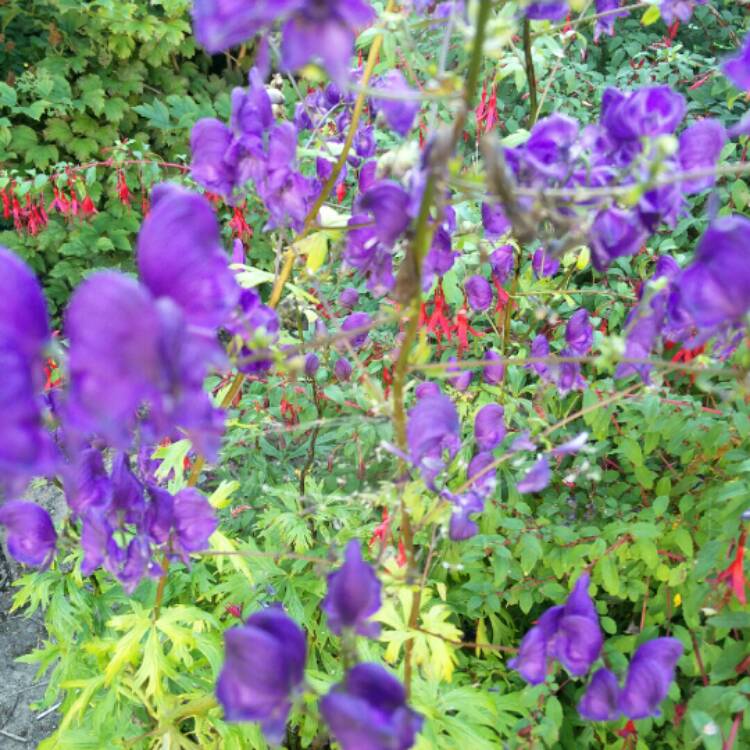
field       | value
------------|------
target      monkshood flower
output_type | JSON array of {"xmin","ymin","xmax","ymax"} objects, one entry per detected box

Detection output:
[
  {"xmin": 679, "ymin": 215, "xmax": 750, "ymax": 332},
  {"xmin": 445, "ymin": 489, "xmax": 486, "ymax": 541},
  {"xmin": 516, "ymin": 456, "xmax": 551, "ymax": 494},
  {"xmin": 482, "ymin": 201, "xmax": 510, "ymax": 239},
  {"xmin": 345, "ymin": 217, "xmax": 396, "ymax": 296},
  {"xmin": 723, "ymin": 33, "xmax": 750, "ymax": 91},
  {"xmin": 372, "ymin": 70, "xmax": 420, "ymax": 136},
  {"xmin": 341, "ymin": 312, "xmax": 372, "ymax": 349},
  {"xmin": 171, "ymin": 487, "xmax": 218, "ymax": 559},
  {"xmin": 465, "ymin": 275, "xmax": 493, "ymax": 312},
  {"xmin": 565, "ymin": 310, "xmax": 594, "ymax": 356},
  {"xmin": 447, "ymin": 358, "xmax": 473, "ymax": 392},
  {"xmin": 659, "ymin": 0, "xmax": 708, "ymax": 24},
  {"xmin": 0, "ymin": 501, "xmax": 56, "ymax": 568},
  {"xmin": 467, "ymin": 452, "xmax": 497, "ymax": 496},
  {"xmin": 357, "ymin": 181, "xmax": 412, "ymax": 246},
  {"xmin": 601, "ymin": 86, "xmax": 686, "ymax": 142},
  {"xmin": 474, "ymin": 404, "xmax": 506, "ymax": 452},
  {"xmin": 217, "ymin": 606, "xmax": 306, "ymax": 742},
  {"xmin": 524, "ymin": 1, "xmax": 568, "ymax": 20},
  {"xmin": 525, "ymin": 114, "xmax": 579, "ymax": 181},
  {"xmin": 594, "ymin": 0, "xmax": 628, "ymax": 42},
  {"xmin": 415, "ymin": 381, "xmax": 441, "ymax": 399},
  {"xmin": 589, "ymin": 207, "xmax": 646, "ymax": 271},
  {"xmin": 340, "ymin": 287, "xmax": 360, "ymax": 309},
  {"xmin": 532, "ymin": 248, "xmax": 560, "ymax": 278},
  {"xmin": 304, "ymin": 353, "xmax": 320, "ymax": 376},
  {"xmin": 322, "ymin": 540, "xmax": 381, "ymax": 636},
  {"xmin": 678, "ymin": 119, "xmax": 727, "ymax": 194},
  {"xmin": 483, "ymin": 350, "xmax": 505, "ymax": 385},
  {"xmin": 320, "ymin": 663, "xmax": 423, "ymax": 750},
  {"xmin": 578, "ymin": 638, "xmax": 683, "ymax": 721},
  {"xmin": 228, "ymin": 289, "xmax": 280, "ymax": 375},
  {"xmin": 422, "ymin": 227, "xmax": 458, "ymax": 291},
  {"xmin": 335, "ymin": 357, "xmax": 353, "ymax": 381},
  {"xmin": 407, "ymin": 394, "xmax": 461, "ymax": 488},
  {"xmin": 551, "ymin": 432, "xmax": 589, "ymax": 456},
  {"xmin": 490, "ymin": 245, "xmax": 514, "ymax": 284},
  {"xmin": 510, "ymin": 574, "xmax": 603, "ymax": 684}
]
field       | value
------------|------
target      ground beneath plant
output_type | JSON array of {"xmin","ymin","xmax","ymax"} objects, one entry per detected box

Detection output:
[{"xmin": 0, "ymin": 482, "xmax": 65, "ymax": 747}]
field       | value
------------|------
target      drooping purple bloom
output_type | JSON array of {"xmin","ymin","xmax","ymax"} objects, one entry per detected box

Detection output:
[
  {"xmin": 589, "ymin": 207, "xmax": 646, "ymax": 271},
  {"xmin": 281, "ymin": 0, "xmax": 376, "ymax": 82},
  {"xmin": 357, "ymin": 181, "xmax": 411, "ymax": 246},
  {"xmin": 490, "ymin": 245, "xmax": 514, "ymax": 284},
  {"xmin": 190, "ymin": 118, "xmax": 237, "ymax": 197},
  {"xmin": 340, "ymin": 287, "xmax": 360, "ymax": 308},
  {"xmin": 341, "ymin": 312, "xmax": 372, "ymax": 349},
  {"xmin": 335, "ymin": 357, "xmax": 353, "ymax": 381},
  {"xmin": 532, "ymin": 248, "xmax": 560, "ymax": 278},
  {"xmin": 659, "ymin": 0, "xmax": 708, "ymax": 25},
  {"xmin": 173, "ymin": 488, "xmax": 217, "ymax": 556},
  {"xmin": 137, "ymin": 185, "xmax": 239, "ymax": 329},
  {"xmin": 602, "ymin": 86, "xmax": 686, "ymax": 142},
  {"xmin": 524, "ymin": 1, "xmax": 569, "ymax": 20},
  {"xmin": 517, "ymin": 456, "xmax": 551, "ymax": 494},
  {"xmin": 482, "ymin": 350, "xmax": 505, "ymax": 385},
  {"xmin": 474, "ymin": 404, "xmax": 506, "ymax": 452},
  {"xmin": 578, "ymin": 668, "xmax": 621, "ymax": 721},
  {"xmin": 322, "ymin": 541, "xmax": 381, "ymax": 637},
  {"xmin": 372, "ymin": 70, "xmax": 420, "ymax": 136},
  {"xmin": 406, "ymin": 394, "xmax": 460, "ymax": 487},
  {"xmin": 481, "ymin": 202, "xmax": 510, "ymax": 239},
  {"xmin": 344, "ymin": 216, "xmax": 396, "ymax": 297},
  {"xmin": 0, "ymin": 501, "xmax": 56, "ymax": 568},
  {"xmin": 722, "ymin": 33, "xmax": 750, "ymax": 91},
  {"xmin": 304, "ymin": 353, "xmax": 320, "ymax": 376},
  {"xmin": 525, "ymin": 114, "xmax": 579, "ymax": 180},
  {"xmin": 679, "ymin": 216, "xmax": 750, "ymax": 331},
  {"xmin": 593, "ymin": 0, "xmax": 628, "ymax": 41},
  {"xmin": 217, "ymin": 606, "xmax": 306, "ymax": 741},
  {"xmin": 415, "ymin": 381, "xmax": 441, "ymax": 399},
  {"xmin": 565, "ymin": 310, "xmax": 594, "ymax": 356},
  {"xmin": 529, "ymin": 334, "xmax": 551, "ymax": 378},
  {"xmin": 465, "ymin": 275, "xmax": 493, "ymax": 312},
  {"xmin": 510, "ymin": 574, "xmax": 603, "ymax": 684},
  {"xmin": 679, "ymin": 119, "xmax": 727, "ymax": 194},
  {"xmin": 421, "ymin": 227, "xmax": 457, "ymax": 290},
  {"xmin": 447, "ymin": 358, "xmax": 473, "ymax": 392},
  {"xmin": 467, "ymin": 452, "xmax": 497, "ymax": 496},
  {"xmin": 320, "ymin": 663, "xmax": 423, "ymax": 750},
  {"xmin": 64, "ymin": 447, "xmax": 111, "ymax": 516},
  {"xmin": 447, "ymin": 490, "xmax": 486, "ymax": 541}
]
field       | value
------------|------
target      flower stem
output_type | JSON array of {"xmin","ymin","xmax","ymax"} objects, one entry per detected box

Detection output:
[{"xmin": 523, "ymin": 19, "xmax": 538, "ymax": 126}]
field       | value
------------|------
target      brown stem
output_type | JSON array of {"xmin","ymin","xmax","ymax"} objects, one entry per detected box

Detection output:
[
  {"xmin": 689, "ymin": 628, "xmax": 710, "ymax": 687},
  {"xmin": 523, "ymin": 20, "xmax": 538, "ymax": 126}
]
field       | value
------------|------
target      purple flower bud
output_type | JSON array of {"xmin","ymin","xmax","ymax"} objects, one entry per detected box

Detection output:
[
  {"xmin": 304, "ymin": 353, "xmax": 320, "ymax": 376},
  {"xmin": 322, "ymin": 541, "xmax": 381, "ymax": 636},
  {"xmin": 320, "ymin": 664, "xmax": 423, "ymax": 750},
  {"xmin": 511, "ymin": 430, "xmax": 537, "ymax": 452},
  {"xmin": 532, "ymin": 248, "xmax": 560, "ymax": 279},
  {"xmin": 722, "ymin": 32, "xmax": 750, "ymax": 91},
  {"xmin": 339, "ymin": 287, "xmax": 360, "ymax": 308},
  {"xmin": 517, "ymin": 456, "xmax": 551, "ymax": 494},
  {"xmin": 335, "ymin": 357, "xmax": 353, "ymax": 381},
  {"xmin": 232, "ymin": 239, "xmax": 246, "ymax": 266},
  {"xmin": 565, "ymin": 309, "xmax": 593, "ymax": 356},
  {"xmin": 490, "ymin": 245, "xmax": 514, "ymax": 284},
  {"xmin": 341, "ymin": 312, "xmax": 372, "ymax": 349},
  {"xmin": 0, "ymin": 500, "xmax": 56, "ymax": 568},
  {"xmin": 415, "ymin": 381, "xmax": 441, "ymax": 399},
  {"xmin": 481, "ymin": 202, "xmax": 510, "ymax": 239},
  {"xmin": 465, "ymin": 275, "xmax": 493, "ymax": 312},
  {"xmin": 372, "ymin": 69, "xmax": 420, "ymax": 136},
  {"xmin": 482, "ymin": 350, "xmax": 505, "ymax": 385},
  {"xmin": 217, "ymin": 606, "xmax": 306, "ymax": 741},
  {"xmin": 474, "ymin": 404, "xmax": 506, "ymax": 452}
]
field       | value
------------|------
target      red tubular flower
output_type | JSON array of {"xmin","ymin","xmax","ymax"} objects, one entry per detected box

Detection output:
[
  {"xmin": 715, "ymin": 530, "xmax": 747, "ymax": 605},
  {"xmin": 225, "ymin": 604, "xmax": 243, "ymax": 619},
  {"xmin": 426, "ymin": 284, "xmax": 453, "ymax": 344},
  {"xmin": 1, "ymin": 188, "xmax": 10, "ymax": 219},
  {"xmin": 229, "ymin": 205, "xmax": 253, "ymax": 240},
  {"xmin": 369, "ymin": 507, "xmax": 391, "ymax": 550},
  {"xmin": 492, "ymin": 276, "xmax": 510, "ymax": 313},
  {"xmin": 336, "ymin": 181, "xmax": 347, "ymax": 203},
  {"xmin": 116, "ymin": 171, "xmax": 131, "ymax": 206},
  {"xmin": 452, "ymin": 307, "xmax": 482, "ymax": 356},
  {"xmin": 396, "ymin": 539, "xmax": 407, "ymax": 567}
]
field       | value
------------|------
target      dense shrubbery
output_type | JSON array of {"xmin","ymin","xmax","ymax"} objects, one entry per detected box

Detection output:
[{"xmin": 1, "ymin": 1, "xmax": 750, "ymax": 749}]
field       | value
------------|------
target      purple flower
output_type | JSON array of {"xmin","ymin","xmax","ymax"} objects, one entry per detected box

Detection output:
[
  {"xmin": 447, "ymin": 358, "xmax": 473, "ymax": 392},
  {"xmin": 281, "ymin": 0, "xmax": 376, "ymax": 82},
  {"xmin": 357, "ymin": 181, "xmax": 411, "ymax": 246},
  {"xmin": 490, "ymin": 245, "xmax": 514, "ymax": 284},
  {"xmin": 447, "ymin": 490, "xmax": 485, "ymax": 541},
  {"xmin": 320, "ymin": 664, "xmax": 423, "ymax": 750},
  {"xmin": 578, "ymin": 637, "xmax": 683, "ymax": 721},
  {"xmin": 345, "ymin": 217, "xmax": 395, "ymax": 297},
  {"xmin": 422, "ymin": 227, "xmax": 457, "ymax": 289},
  {"xmin": 551, "ymin": 432, "xmax": 589, "ymax": 456},
  {"xmin": 341, "ymin": 312, "xmax": 372, "ymax": 349},
  {"xmin": 532, "ymin": 248, "xmax": 560, "ymax": 278},
  {"xmin": 594, "ymin": 0, "xmax": 628, "ymax": 41},
  {"xmin": 190, "ymin": 118, "xmax": 237, "ymax": 197},
  {"xmin": 529, "ymin": 334, "xmax": 551, "ymax": 378},
  {"xmin": 340, "ymin": 287, "xmax": 360, "ymax": 308},
  {"xmin": 525, "ymin": 114, "xmax": 579, "ymax": 180},
  {"xmin": 138, "ymin": 185, "xmax": 239, "ymax": 329},
  {"xmin": 415, "ymin": 381, "xmax": 441, "ymax": 399},
  {"xmin": 723, "ymin": 33, "xmax": 750, "ymax": 91},
  {"xmin": 679, "ymin": 216, "xmax": 750, "ymax": 330},
  {"xmin": 517, "ymin": 456, "xmax": 551, "ymax": 494},
  {"xmin": 407, "ymin": 394, "xmax": 460, "ymax": 487},
  {"xmin": 525, "ymin": 1, "xmax": 569, "ymax": 20},
  {"xmin": 465, "ymin": 275, "xmax": 493, "ymax": 312},
  {"xmin": 482, "ymin": 202, "xmax": 510, "ymax": 239},
  {"xmin": 0, "ymin": 501, "xmax": 56, "ymax": 568},
  {"xmin": 372, "ymin": 70, "xmax": 420, "ymax": 136},
  {"xmin": 482, "ymin": 350, "xmax": 504, "ymax": 385},
  {"xmin": 474, "ymin": 404, "xmax": 506, "ymax": 451},
  {"xmin": 304, "ymin": 353, "xmax": 320, "ymax": 376},
  {"xmin": 467, "ymin": 452, "xmax": 497, "ymax": 496},
  {"xmin": 589, "ymin": 207, "xmax": 646, "ymax": 271},
  {"xmin": 229, "ymin": 289, "xmax": 280, "ymax": 374},
  {"xmin": 335, "ymin": 357, "xmax": 353, "ymax": 381},
  {"xmin": 322, "ymin": 541, "xmax": 381, "ymax": 637},
  {"xmin": 565, "ymin": 310, "xmax": 593, "ymax": 356},
  {"xmin": 217, "ymin": 607, "xmax": 306, "ymax": 741},
  {"xmin": 659, "ymin": 0, "xmax": 708, "ymax": 25},
  {"xmin": 679, "ymin": 119, "xmax": 727, "ymax": 194},
  {"xmin": 510, "ymin": 574, "xmax": 602, "ymax": 684},
  {"xmin": 173, "ymin": 488, "xmax": 217, "ymax": 555},
  {"xmin": 602, "ymin": 86, "xmax": 686, "ymax": 142}
]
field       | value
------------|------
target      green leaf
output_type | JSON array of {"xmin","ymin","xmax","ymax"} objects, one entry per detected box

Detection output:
[
  {"xmin": 641, "ymin": 5, "xmax": 662, "ymax": 26},
  {"xmin": 0, "ymin": 81, "xmax": 17, "ymax": 107}
]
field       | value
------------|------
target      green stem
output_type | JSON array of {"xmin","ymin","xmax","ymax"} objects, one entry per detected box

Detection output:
[{"xmin": 522, "ymin": 19, "xmax": 539, "ymax": 126}]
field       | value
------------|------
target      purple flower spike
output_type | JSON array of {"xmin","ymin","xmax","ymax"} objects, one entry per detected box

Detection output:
[
  {"xmin": 0, "ymin": 500, "xmax": 56, "ymax": 568},
  {"xmin": 723, "ymin": 33, "xmax": 750, "ymax": 91},
  {"xmin": 532, "ymin": 248, "xmax": 560, "ymax": 278},
  {"xmin": 679, "ymin": 216, "xmax": 750, "ymax": 330},
  {"xmin": 517, "ymin": 456, "xmax": 551, "ymax": 494},
  {"xmin": 679, "ymin": 119, "xmax": 727, "ymax": 194},
  {"xmin": 217, "ymin": 606, "xmax": 306, "ymax": 742},
  {"xmin": 474, "ymin": 404, "xmax": 506, "ymax": 452},
  {"xmin": 335, "ymin": 357, "xmax": 353, "ymax": 381},
  {"xmin": 322, "ymin": 540, "xmax": 382, "ymax": 637},
  {"xmin": 341, "ymin": 312, "xmax": 372, "ymax": 349},
  {"xmin": 618, "ymin": 638, "xmax": 683, "ymax": 719},
  {"xmin": 578, "ymin": 668, "xmax": 621, "ymax": 722},
  {"xmin": 320, "ymin": 663, "xmax": 423, "ymax": 750},
  {"xmin": 510, "ymin": 574, "xmax": 603, "ymax": 684},
  {"xmin": 465, "ymin": 275, "xmax": 493, "ymax": 312},
  {"xmin": 483, "ymin": 350, "xmax": 505, "ymax": 385},
  {"xmin": 137, "ymin": 185, "xmax": 238, "ymax": 329},
  {"xmin": 373, "ymin": 70, "xmax": 420, "ymax": 136}
]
